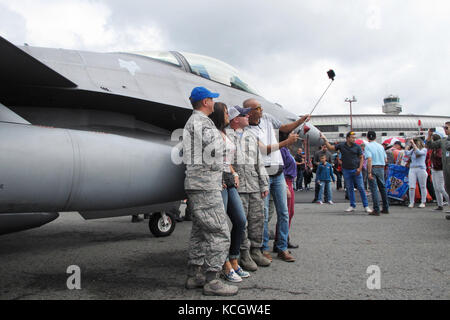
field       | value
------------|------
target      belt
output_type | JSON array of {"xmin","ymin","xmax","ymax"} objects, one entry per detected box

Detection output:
[
  {"xmin": 372, "ymin": 165, "xmax": 385, "ymax": 168},
  {"xmin": 265, "ymin": 165, "xmax": 284, "ymax": 177}
]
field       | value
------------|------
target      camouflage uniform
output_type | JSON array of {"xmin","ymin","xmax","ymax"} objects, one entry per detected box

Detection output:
[
  {"xmin": 226, "ymin": 128, "xmax": 268, "ymax": 250},
  {"xmin": 183, "ymin": 110, "xmax": 230, "ymax": 273}
]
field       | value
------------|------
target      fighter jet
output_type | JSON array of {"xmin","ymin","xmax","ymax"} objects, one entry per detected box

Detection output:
[{"xmin": 0, "ymin": 35, "xmax": 321, "ymax": 235}]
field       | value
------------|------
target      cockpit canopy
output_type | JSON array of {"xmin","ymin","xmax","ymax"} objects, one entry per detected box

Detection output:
[{"xmin": 134, "ymin": 51, "xmax": 258, "ymax": 95}]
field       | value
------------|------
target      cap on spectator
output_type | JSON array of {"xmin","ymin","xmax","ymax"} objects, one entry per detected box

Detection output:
[
  {"xmin": 367, "ymin": 130, "xmax": 376, "ymax": 140},
  {"xmin": 346, "ymin": 131, "xmax": 355, "ymax": 138},
  {"xmin": 393, "ymin": 141, "xmax": 402, "ymax": 147},
  {"xmin": 189, "ymin": 87, "xmax": 219, "ymax": 103},
  {"xmin": 228, "ymin": 105, "xmax": 251, "ymax": 121}
]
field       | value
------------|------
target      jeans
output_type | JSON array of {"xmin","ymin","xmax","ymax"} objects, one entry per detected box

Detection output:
[
  {"xmin": 368, "ymin": 167, "xmax": 389, "ymax": 212},
  {"xmin": 221, "ymin": 187, "xmax": 247, "ymax": 259},
  {"xmin": 318, "ymin": 181, "xmax": 333, "ymax": 202},
  {"xmin": 342, "ymin": 168, "xmax": 369, "ymax": 208},
  {"xmin": 314, "ymin": 179, "xmax": 329, "ymax": 201},
  {"xmin": 262, "ymin": 173, "xmax": 290, "ymax": 252},
  {"xmin": 296, "ymin": 169, "xmax": 304, "ymax": 190},
  {"xmin": 362, "ymin": 168, "xmax": 368, "ymax": 190}
]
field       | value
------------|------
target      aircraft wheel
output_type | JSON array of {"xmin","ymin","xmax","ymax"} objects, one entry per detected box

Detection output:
[{"xmin": 149, "ymin": 212, "xmax": 176, "ymax": 237}]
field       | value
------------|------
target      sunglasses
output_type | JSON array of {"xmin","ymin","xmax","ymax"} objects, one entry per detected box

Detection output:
[
  {"xmin": 444, "ymin": 126, "xmax": 449, "ymax": 130},
  {"xmin": 237, "ymin": 114, "xmax": 248, "ymax": 117}
]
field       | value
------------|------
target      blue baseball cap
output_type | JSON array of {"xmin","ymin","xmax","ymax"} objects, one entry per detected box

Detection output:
[{"xmin": 189, "ymin": 86, "xmax": 219, "ymax": 103}]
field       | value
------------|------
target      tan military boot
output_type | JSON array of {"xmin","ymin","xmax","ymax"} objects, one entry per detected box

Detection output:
[
  {"xmin": 203, "ymin": 272, "xmax": 238, "ymax": 296},
  {"xmin": 250, "ymin": 248, "xmax": 271, "ymax": 267},
  {"xmin": 185, "ymin": 265, "xmax": 205, "ymax": 289},
  {"xmin": 239, "ymin": 249, "xmax": 258, "ymax": 271}
]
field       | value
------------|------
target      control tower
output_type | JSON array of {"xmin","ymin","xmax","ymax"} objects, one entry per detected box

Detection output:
[{"xmin": 382, "ymin": 95, "xmax": 402, "ymax": 115}]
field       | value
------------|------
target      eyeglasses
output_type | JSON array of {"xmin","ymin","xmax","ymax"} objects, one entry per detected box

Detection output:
[
  {"xmin": 444, "ymin": 126, "xmax": 449, "ymax": 130},
  {"xmin": 252, "ymin": 105, "xmax": 262, "ymax": 111},
  {"xmin": 238, "ymin": 114, "xmax": 248, "ymax": 117}
]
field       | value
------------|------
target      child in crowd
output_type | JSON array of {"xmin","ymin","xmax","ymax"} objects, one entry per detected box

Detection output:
[{"xmin": 316, "ymin": 154, "xmax": 335, "ymax": 204}]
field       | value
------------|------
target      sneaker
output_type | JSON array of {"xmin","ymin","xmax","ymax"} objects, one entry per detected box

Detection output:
[
  {"xmin": 381, "ymin": 209, "xmax": 389, "ymax": 214},
  {"xmin": 364, "ymin": 207, "xmax": 373, "ymax": 214},
  {"xmin": 419, "ymin": 203, "xmax": 426, "ymax": 208},
  {"xmin": 222, "ymin": 269, "xmax": 242, "ymax": 283},
  {"xmin": 345, "ymin": 207, "xmax": 355, "ymax": 212},
  {"xmin": 233, "ymin": 266, "xmax": 250, "ymax": 278},
  {"xmin": 408, "ymin": 203, "xmax": 414, "ymax": 208},
  {"xmin": 433, "ymin": 206, "xmax": 444, "ymax": 211},
  {"xmin": 328, "ymin": 201, "xmax": 334, "ymax": 205},
  {"xmin": 317, "ymin": 201, "xmax": 323, "ymax": 204}
]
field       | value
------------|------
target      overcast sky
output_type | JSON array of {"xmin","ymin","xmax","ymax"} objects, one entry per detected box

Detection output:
[{"xmin": 1, "ymin": 0, "xmax": 449, "ymax": 117}]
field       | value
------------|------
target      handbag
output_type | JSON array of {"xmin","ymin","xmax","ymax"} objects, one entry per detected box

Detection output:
[{"xmin": 223, "ymin": 172, "xmax": 236, "ymax": 188}]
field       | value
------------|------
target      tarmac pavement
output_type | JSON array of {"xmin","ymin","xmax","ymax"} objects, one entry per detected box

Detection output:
[{"xmin": 0, "ymin": 189, "xmax": 449, "ymax": 300}]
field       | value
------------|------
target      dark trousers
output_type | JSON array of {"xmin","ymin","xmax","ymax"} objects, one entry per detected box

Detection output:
[
  {"xmin": 427, "ymin": 174, "xmax": 436, "ymax": 200},
  {"xmin": 296, "ymin": 169, "xmax": 304, "ymax": 190},
  {"xmin": 335, "ymin": 171, "xmax": 343, "ymax": 190},
  {"xmin": 368, "ymin": 167, "xmax": 389, "ymax": 212}
]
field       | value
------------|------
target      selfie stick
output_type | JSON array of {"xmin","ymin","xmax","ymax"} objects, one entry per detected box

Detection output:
[
  {"xmin": 298, "ymin": 70, "xmax": 335, "ymax": 135},
  {"xmin": 309, "ymin": 69, "xmax": 335, "ymax": 115}
]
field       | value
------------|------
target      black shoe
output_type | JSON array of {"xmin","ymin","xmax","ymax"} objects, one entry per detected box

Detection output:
[
  {"xmin": 311, "ymin": 199, "xmax": 317, "ymax": 203},
  {"xmin": 288, "ymin": 242, "xmax": 299, "ymax": 249},
  {"xmin": 381, "ymin": 209, "xmax": 389, "ymax": 214},
  {"xmin": 433, "ymin": 206, "xmax": 443, "ymax": 211},
  {"xmin": 446, "ymin": 215, "xmax": 450, "ymax": 220}
]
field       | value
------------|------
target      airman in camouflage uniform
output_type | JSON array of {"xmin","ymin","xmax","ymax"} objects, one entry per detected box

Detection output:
[
  {"xmin": 226, "ymin": 106, "xmax": 270, "ymax": 271},
  {"xmin": 182, "ymin": 87, "xmax": 237, "ymax": 296}
]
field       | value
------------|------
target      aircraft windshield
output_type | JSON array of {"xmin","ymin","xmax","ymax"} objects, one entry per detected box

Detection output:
[
  {"xmin": 133, "ymin": 51, "xmax": 181, "ymax": 67},
  {"xmin": 181, "ymin": 52, "xmax": 258, "ymax": 95}
]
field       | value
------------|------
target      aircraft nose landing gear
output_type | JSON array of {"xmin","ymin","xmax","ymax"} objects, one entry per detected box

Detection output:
[{"xmin": 149, "ymin": 211, "xmax": 176, "ymax": 237}]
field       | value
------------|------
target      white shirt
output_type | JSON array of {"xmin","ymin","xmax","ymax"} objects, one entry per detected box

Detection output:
[{"xmin": 247, "ymin": 113, "xmax": 284, "ymax": 167}]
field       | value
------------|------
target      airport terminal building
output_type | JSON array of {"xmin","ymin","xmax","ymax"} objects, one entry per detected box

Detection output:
[{"xmin": 309, "ymin": 95, "xmax": 449, "ymax": 143}]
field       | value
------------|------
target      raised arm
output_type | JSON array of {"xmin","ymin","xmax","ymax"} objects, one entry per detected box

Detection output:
[
  {"xmin": 319, "ymin": 132, "xmax": 336, "ymax": 151},
  {"xmin": 279, "ymin": 114, "xmax": 311, "ymax": 133}
]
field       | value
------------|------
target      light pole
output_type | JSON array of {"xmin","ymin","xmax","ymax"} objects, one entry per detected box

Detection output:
[{"xmin": 345, "ymin": 96, "xmax": 357, "ymax": 131}]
